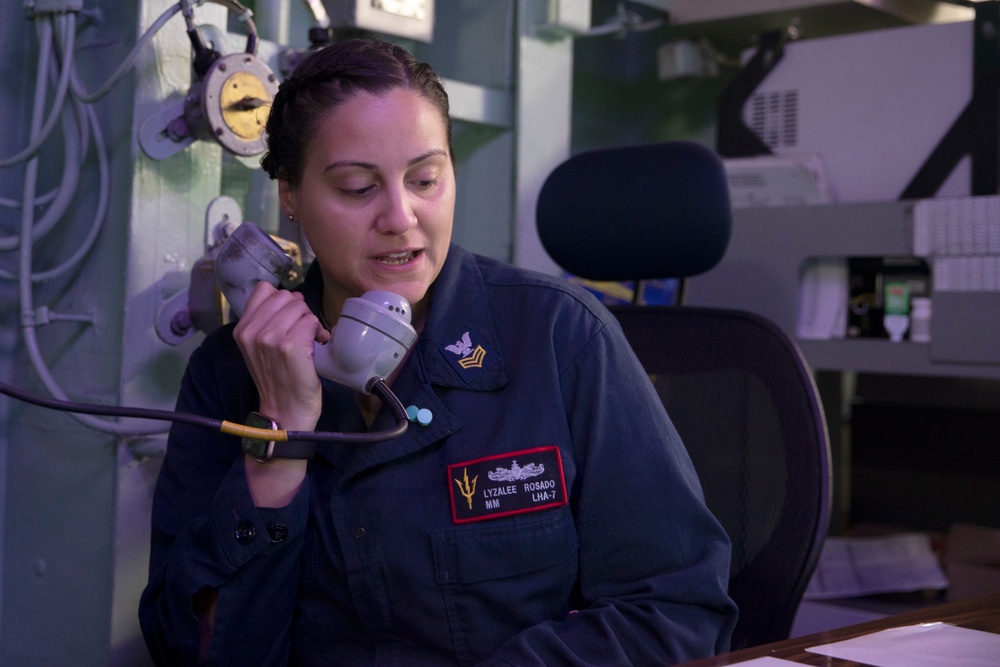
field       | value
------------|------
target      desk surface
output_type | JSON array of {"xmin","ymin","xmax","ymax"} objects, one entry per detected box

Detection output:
[{"xmin": 679, "ymin": 593, "xmax": 1000, "ymax": 666}]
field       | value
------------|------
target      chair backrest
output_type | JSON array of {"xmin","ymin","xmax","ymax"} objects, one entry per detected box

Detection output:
[
  {"xmin": 610, "ymin": 306, "xmax": 830, "ymax": 648},
  {"xmin": 536, "ymin": 141, "xmax": 832, "ymax": 650},
  {"xmin": 536, "ymin": 142, "xmax": 732, "ymax": 284}
]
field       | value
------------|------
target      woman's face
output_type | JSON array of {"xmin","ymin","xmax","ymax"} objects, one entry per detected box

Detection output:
[{"xmin": 280, "ymin": 88, "xmax": 455, "ymax": 323}]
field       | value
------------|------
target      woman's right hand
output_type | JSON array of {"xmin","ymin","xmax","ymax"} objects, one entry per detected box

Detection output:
[{"xmin": 232, "ymin": 281, "xmax": 331, "ymax": 507}]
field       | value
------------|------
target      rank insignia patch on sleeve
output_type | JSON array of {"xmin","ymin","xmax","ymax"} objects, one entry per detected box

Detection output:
[{"xmin": 448, "ymin": 446, "xmax": 568, "ymax": 524}]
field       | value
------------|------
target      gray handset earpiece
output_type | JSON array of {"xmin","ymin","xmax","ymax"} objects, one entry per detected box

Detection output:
[
  {"xmin": 214, "ymin": 219, "xmax": 293, "ymax": 319},
  {"xmin": 216, "ymin": 222, "xmax": 417, "ymax": 394}
]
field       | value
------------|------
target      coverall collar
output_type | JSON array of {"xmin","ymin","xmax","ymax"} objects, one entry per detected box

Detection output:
[{"xmin": 301, "ymin": 245, "xmax": 509, "ymax": 476}]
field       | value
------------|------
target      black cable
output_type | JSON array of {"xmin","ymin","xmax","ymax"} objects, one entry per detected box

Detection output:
[
  {"xmin": 183, "ymin": 0, "xmax": 261, "ymax": 78},
  {"xmin": 0, "ymin": 378, "xmax": 409, "ymax": 444},
  {"xmin": 179, "ymin": 0, "xmax": 217, "ymax": 78},
  {"xmin": 210, "ymin": 0, "xmax": 260, "ymax": 55},
  {"xmin": 205, "ymin": 0, "xmax": 260, "ymax": 55},
  {"xmin": 284, "ymin": 379, "xmax": 409, "ymax": 444}
]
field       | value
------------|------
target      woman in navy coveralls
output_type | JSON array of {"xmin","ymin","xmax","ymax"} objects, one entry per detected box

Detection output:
[{"xmin": 139, "ymin": 37, "xmax": 737, "ymax": 667}]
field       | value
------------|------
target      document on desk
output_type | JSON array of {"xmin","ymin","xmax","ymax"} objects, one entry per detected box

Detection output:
[
  {"xmin": 802, "ymin": 533, "xmax": 948, "ymax": 600},
  {"xmin": 807, "ymin": 622, "xmax": 1000, "ymax": 667},
  {"xmin": 723, "ymin": 658, "xmax": 800, "ymax": 666}
]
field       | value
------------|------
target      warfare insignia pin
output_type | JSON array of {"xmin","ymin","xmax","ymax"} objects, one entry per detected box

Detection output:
[
  {"xmin": 439, "ymin": 328, "xmax": 496, "ymax": 382},
  {"xmin": 448, "ymin": 446, "xmax": 568, "ymax": 524}
]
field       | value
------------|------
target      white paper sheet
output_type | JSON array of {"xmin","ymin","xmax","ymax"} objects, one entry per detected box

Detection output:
[
  {"xmin": 797, "ymin": 258, "xmax": 848, "ymax": 340},
  {"xmin": 803, "ymin": 533, "xmax": 948, "ymax": 600},
  {"xmin": 724, "ymin": 154, "xmax": 832, "ymax": 208},
  {"xmin": 913, "ymin": 196, "xmax": 1000, "ymax": 292},
  {"xmin": 724, "ymin": 658, "xmax": 801, "ymax": 666},
  {"xmin": 807, "ymin": 623, "xmax": 1000, "ymax": 667},
  {"xmin": 913, "ymin": 196, "xmax": 1000, "ymax": 257}
]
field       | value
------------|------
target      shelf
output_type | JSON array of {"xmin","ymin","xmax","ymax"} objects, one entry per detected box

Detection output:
[
  {"xmin": 797, "ymin": 338, "xmax": 1000, "ymax": 379},
  {"xmin": 685, "ymin": 200, "xmax": 1000, "ymax": 380}
]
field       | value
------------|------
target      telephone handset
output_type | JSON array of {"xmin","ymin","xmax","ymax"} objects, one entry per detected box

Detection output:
[
  {"xmin": 215, "ymin": 222, "xmax": 418, "ymax": 395},
  {"xmin": 0, "ymin": 220, "xmax": 412, "ymax": 443}
]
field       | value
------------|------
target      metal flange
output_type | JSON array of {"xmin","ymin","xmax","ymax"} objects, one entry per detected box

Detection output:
[{"xmin": 186, "ymin": 52, "xmax": 279, "ymax": 156}]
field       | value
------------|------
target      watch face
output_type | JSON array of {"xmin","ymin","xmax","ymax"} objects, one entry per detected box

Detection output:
[
  {"xmin": 246, "ymin": 411, "xmax": 277, "ymax": 430},
  {"xmin": 242, "ymin": 437, "xmax": 271, "ymax": 460},
  {"xmin": 242, "ymin": 412, "xmax": 277, "ymax": 461}
]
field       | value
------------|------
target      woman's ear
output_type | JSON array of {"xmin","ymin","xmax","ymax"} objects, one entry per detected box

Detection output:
[{"xmin": 278, "ymin": 179, "xmax": 297, "ymax": 222}]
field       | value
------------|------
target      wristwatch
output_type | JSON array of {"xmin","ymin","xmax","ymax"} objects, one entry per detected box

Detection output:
[{"xmin": 242, "ymin": 411, "xmax": 318, "ymax": 462}]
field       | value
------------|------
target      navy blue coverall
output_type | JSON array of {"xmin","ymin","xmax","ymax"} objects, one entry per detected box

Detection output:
[{"xmin": 139, "ymin": 244, "xmax": 737, "ymax": 666}]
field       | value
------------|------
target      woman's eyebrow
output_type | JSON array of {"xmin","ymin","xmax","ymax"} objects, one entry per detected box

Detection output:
[
  {"xmin": 322, "ymin": 149, "xmax": 448, "ymax": 174},
  {"xmin": 323, "ymin": 160, "xmax": 376, "ymax": 173},
  {"xmin": 408, "ymin": 149, "xmax": 448, "ymax": 167}
]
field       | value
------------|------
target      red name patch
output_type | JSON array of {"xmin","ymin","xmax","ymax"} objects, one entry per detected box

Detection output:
[{"xmin": 448, "ymin": 446, "xmax": 568, "ymax": 524}]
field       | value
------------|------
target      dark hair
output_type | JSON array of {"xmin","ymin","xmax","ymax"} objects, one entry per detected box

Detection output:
[{"xmin": 261, "ymin": 38, "xmax": 452, "ymax": 186}]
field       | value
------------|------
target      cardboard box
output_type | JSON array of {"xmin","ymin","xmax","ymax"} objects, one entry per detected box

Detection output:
[{"xmin": 945, "ymin": 523, "xmax": 1000, "ymax": 601}]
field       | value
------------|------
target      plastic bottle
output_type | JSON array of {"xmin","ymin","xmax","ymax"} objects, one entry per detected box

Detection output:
[
  {"xmin": 883, "ymin": 281, "xmax": 910, "ymax": 342},
  {"xmin": 910, "ymin": 297, "xmax": 932, "ymax": 342}
]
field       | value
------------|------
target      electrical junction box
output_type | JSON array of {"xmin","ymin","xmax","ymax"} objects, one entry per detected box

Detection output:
[
  {"xmin": 323, "ymin": 0, "xmax": 434, "ymax": 42},
  {"xmin": 739, "ymin": 19, "xmax": 974, "ymax": 203}
]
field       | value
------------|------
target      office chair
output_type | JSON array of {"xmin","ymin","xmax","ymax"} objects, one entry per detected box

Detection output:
[{"xmin": 536, "ymin": 141, "xmax": 832, "ymax": 650}]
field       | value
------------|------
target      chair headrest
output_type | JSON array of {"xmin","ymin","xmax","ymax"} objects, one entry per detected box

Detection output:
[{"xmin": 536, "ymin": 141, "xmax": 732, "ymax": 281}]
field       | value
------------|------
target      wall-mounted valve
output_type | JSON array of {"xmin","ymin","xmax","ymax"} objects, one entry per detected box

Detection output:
[
  {"xmin": 139, "ymin": 0, "xmax": 278, "ymax": 161},
  {"xmin": 184, "ymin": 52, "xmax": 278, "ymax": 157}
]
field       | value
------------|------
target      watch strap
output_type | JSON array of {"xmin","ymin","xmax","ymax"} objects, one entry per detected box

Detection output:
[{"xmin": 268, "ymin": 439, "xmax": 318, "ymax": 460}]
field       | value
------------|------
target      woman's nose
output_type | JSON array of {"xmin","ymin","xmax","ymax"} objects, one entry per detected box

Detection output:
[{"xmin": 376, "ymin": 186, "xmax": 418, "ymax": 235}]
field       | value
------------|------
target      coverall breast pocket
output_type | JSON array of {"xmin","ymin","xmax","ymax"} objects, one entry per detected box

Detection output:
[{"xmin": 431, "ymin": 505, "xmax": 580, "ymax": 664}]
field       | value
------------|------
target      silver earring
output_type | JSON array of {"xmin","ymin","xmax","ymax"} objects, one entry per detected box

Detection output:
[{"xmin": 287, "ymin": 214, "xmax": 297, "ymax": 222}]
